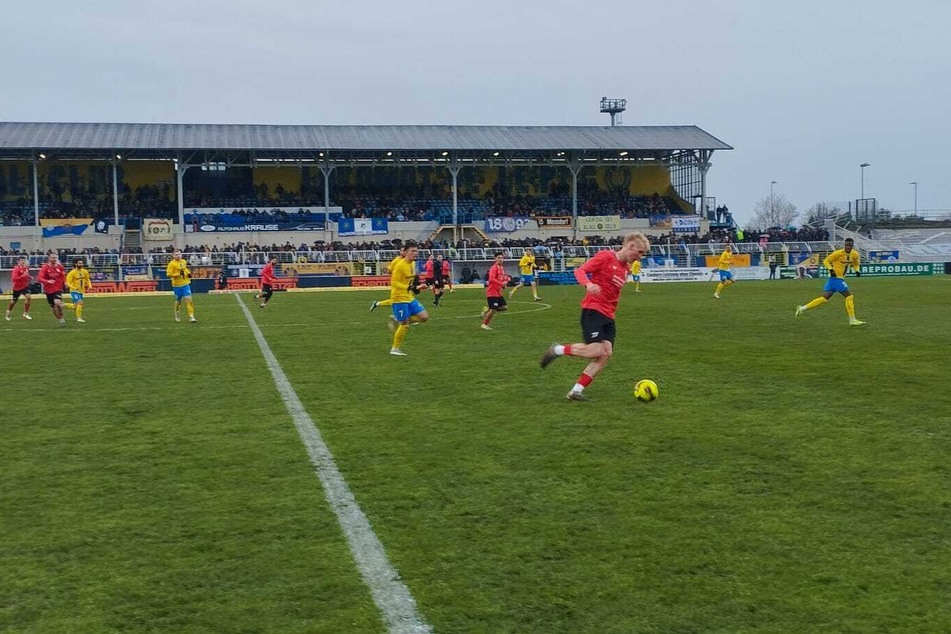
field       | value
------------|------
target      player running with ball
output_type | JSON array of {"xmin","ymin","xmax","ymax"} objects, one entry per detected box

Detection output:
[{"xmin": 540, "ymin": 233, "xmax": 650, "ymax": 401}]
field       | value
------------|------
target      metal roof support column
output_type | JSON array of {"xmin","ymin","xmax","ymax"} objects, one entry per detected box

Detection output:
[
  {"xmin": 112, "ymin": 158, "xmax": 120, "ymax": 227},
  {"xmin": 698, "ymin": 150, "xmax": 713, "ymax": 221},
  {"xmin": 567, "ymin": 159, "xmax": 584, "ymax": 241},
  {"xmin": 176, "ymin": 157, "xmax": 188, "ymax": 248},
  {"xmin": 32, "ymin": 155, "xmax": 40, "ymax": 227},
  {"xmin": 448, "ymin": 159, "xmax": 462, "ymax": 243},
  {"xmin": 320, "ymin": 162, "xmax": 335, "ymax": 243}
]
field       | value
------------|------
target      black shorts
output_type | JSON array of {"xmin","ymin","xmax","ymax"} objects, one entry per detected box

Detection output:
[
  {"xmin": 45, "ymin": 292, "xmax": 62, "ymax": 306},
  {"xmin": 262, "ymin": 284, "xmax": 273, "ymax": 294},
  {"xmin": 580, "ymin": 308, "xmax": 616, "ymax": 344},
  {"xmin": 432, "ymin": 278, "xmax": 445, "ymax": 290},
  {"xmin": 12, "ymin": 288, "xmax": 30, "ymax": 300},
  {"xmin": 487, "ymin": 295, "xmax": 507, "ymax": 310}
]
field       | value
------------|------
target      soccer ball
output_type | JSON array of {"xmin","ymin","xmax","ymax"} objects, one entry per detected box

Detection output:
[{"xmin": 634, "ymin": 379, "xmax": 659, "ymax": 402}]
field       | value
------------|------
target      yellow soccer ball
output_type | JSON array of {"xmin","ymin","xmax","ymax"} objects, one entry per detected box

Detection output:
[{"xmin": 634, "ymin": 379, "xmax": 659, "ymax": 402}]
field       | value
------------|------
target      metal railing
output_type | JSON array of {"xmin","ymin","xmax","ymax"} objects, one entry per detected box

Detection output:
[{"xmin": 0, "ymin": 241, "xmax": 852, "ymax": 274}]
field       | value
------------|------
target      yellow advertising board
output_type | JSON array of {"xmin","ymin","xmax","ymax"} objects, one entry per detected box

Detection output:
[{"xmin": 704, "ymin": 254, "xmax": 752, "ymax": 268}]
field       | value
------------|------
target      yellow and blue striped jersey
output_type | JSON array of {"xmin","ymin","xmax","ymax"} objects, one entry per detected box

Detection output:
[
  {"xmin": 166, "ymin": 258, "xmax": 191, "ymax": 287},
  {"xmin": 66, "ymin": 268, "xmax": 92, "ymax": 292},
  {"xmin": 824, "ymin": 248, "xmax": 860, "ymax": 277},
  {"xmin": 518, "ymin": 253, "xmax": 536, "ymax": 275},
  {"xmin": 389, "ymin": 258, "xmax": 416, "ymax": 303},
  {"xmin": 717, "ymin": 248, "xmax": 734, "ymax": 270}
]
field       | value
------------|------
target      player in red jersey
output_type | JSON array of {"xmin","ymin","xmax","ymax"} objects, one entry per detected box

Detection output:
[
  {"xmin": 540, "ymin": 233, "xmax": 650, "ymax": 401},
  {"xmin": 5, "ymin": 256, "xmax": 33, "ymax": 321},
  {"xmin": 37, "ymin": 252, "xmax": 68, "ymax": 326},
  {"xmin": 480, "ymin": 252, "xmax": 511, "ymax": 330},
  {"xmin": 441, "ymin": 256, "xmax": 453, "ymax": 292},
  {"xmin": 256, "ymin": 256, "xmax": 278, "ymax": 308},
  {"xmin": 423, "ymin": 254, "xmax": 435, "ymax": 297}
]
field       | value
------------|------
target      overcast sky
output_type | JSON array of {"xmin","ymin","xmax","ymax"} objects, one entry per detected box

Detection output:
[{"xmin": 3, "ymin": 0, "xmax": 948, "ymax": 225}]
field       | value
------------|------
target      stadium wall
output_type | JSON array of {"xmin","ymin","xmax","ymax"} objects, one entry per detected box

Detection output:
[{"xmin": 0, "ymin": 218, "xmax": 706, "ymax": 253}]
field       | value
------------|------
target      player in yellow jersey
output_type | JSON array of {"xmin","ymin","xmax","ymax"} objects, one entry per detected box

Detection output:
[
  {"xmin": 628, "ymin": 258, "xmax": 642, "ymax": 292},
  {"xmin": 166, "ymin": 249, "xmax": 197, "ymax": 322},
  {"xmin": 370, "ymin": 246, "xmax": 406, "ymax": 312},
  {"xmin": 713, "ymin": 243, "xmax": 735, "ymax": 299},
  {"xmin": 509, "ymin": 250, "xmax": 541, "ymax": 301},
  {"xmin": 387, "ymin": 240, "xmax": 429, "ymax": 356},
  {"xmin": 64, "ymin": 258, "xmax": 93, "ymax": 322},
  {"xmin": 796, "ymin": 238, "xmax": 865, "ymax": 325}
]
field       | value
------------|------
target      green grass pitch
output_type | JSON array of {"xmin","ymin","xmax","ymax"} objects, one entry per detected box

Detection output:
[{"xmin": 1, "ymin": 277, "xmax": 949, "ymax": 633}]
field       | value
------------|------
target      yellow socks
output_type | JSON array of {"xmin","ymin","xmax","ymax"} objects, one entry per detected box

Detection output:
[
  {"xmin": 804, "ymin": 297, "xmax": 827, "ymax": 310},
  {"xmin": 76, "ymin": 304, "xmax": 83, "ymax": 319},
  {"xmin": 392, "ymin": 324, "xmax": 408, "ymax": 349},
  {"xmin": 845, "ymin": 295, "xmax": 855, "ymax": 319},
  {"xmin": 377, "ymin": 299, "xmax": 393, "ymax": 307},
  {"xmin": 715, "ymin": 283, "xmax": 724, "ymax": 295},
  {"xmin": 186, "ymin": 300, "xmax": 195, "ymax": 318}
]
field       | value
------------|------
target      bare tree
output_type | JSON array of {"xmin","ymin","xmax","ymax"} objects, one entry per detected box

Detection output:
[
  {"xmin": 749, "ymin": 193, "xmax": 798, "ymax": 229},
  {"xmin": 804, "ymin": 202, "xmax": 845, "ymax": 225}
]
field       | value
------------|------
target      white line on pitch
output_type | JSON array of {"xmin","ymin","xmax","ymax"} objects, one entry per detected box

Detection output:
[
  {"xmin": 0, "ymin": 301, "xmax": 552, "ymax": 334},
  {"xmin": 235, "ymin": 294, "xmax": 431, "ymax": 634}
]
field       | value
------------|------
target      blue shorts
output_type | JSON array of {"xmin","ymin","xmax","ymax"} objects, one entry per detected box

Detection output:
[
  {"xmin": 521, "ymin": 274, "xmax": 535, "ymax": 284},
  {"xmin": 719, "ymin": 270, "xmax": 734, "ymax": 282},
  {"xmin": 70, "ymin": 291, "xmax": 84, "ymax": 303},
  {"xmin": 392, "ymin": 299, "xmax": 425, "ymax": 322},
  {"xmin": 823, "ymin": 277, "xmax": 849, "ymax": 294},
  {"xmin": 631, "ymin": 275, "xmax": 641, "ymax": 282},
  {"xmin": 173, "ymin": 285, "xmax": 193, "ymax": 301}
]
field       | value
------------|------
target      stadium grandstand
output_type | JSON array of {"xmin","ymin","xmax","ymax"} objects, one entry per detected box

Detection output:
[
  {"xmin": 7, "ymin": 121, "xmax": 920, "ymax": 289},
  {"xmin": 0, "ymin": 121, "xmax": 729, "ymax": 228}
]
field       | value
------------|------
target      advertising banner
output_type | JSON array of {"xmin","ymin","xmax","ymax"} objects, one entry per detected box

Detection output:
[
  {"xmin": 819, "ymin": 263, "xmax": 935, "ymax": 277},
  {"xmin": 536, "ymin": 216, "xmax": 573, "ymax": 229},
  {"xmin": 282, "ymin": 262, "xmax": 354, "ymax": 277},
  {"xmin": 672, "ymin": 216, "xmax": 701, "ymax": 233},
  {"xmin": 577, "ymin": 215, "xmax": 622, "ymax": 232},
  {"xmin": 40, "ymin": 218, "xmax": 93, "ymax": 238},
  {"xmin": 338, "ymin": 218, "xmax": 388, "ymax": 236},
  {"xmin": 640, "ymin": 267, "xmax": 716, "ymax": 283},
  {"xmin": 704, "ymin": 254, "xmax": 752, "ymax": 268},
  {"xmin": 484, "ymin": 216, "xmax": 532, "ymax": 233},
  {"xmin": 868, "ymin": 250, "xmax": 900, "ymax": 263},
  {"xmin": 649, "ymin": 215, "xmax": 672, "ymax": 229},
  {"xmin": 187, "ymin": 220, "xmax": 326, "ymax": 233},
  {"xmin": 143, "ymin": 218, "xmax": 173, "ymax": 241}
]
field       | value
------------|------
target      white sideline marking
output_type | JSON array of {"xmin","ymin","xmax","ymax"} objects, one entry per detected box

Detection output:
[
  {"xmin": 0, "ymin": 301, "xmax": 552, "ymax": 334},
  {"xmin": 234, "ymin": 294, "xmax": 432, "ymax": 634}
]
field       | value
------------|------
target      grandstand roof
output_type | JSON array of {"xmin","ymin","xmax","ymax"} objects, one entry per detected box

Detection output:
[{"xmin": 0, "ymin": 122, "xmax": 731, "ymax": 154}]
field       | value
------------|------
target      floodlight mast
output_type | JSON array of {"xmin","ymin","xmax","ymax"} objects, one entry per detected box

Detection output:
[{"xmin": 600, "ymin": 97, "xmax": 627, "ymax": 127}]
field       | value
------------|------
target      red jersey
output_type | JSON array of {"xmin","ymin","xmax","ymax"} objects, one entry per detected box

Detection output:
[
  {"xmin": 260, "ymin": 263, "xmax": 277, "ymax": 285},
  {"xmin": 424, "ymin": 259, "xmax": 434, "ymax": 279},
  {"xmin": 441, "ymin": 260, "xmax": 451, "ymax": 276},
  {"xmin": 486, "ymin": 262, "xmax": 509, "ymax": 297},
  {"xmin": 573, "ymin": 249, "xmax": 629, "ymax": 320},
  {"xmin": 11, "ymin": 265, "xmax": 31, "ymax": 291},
  {"xmin": 38, "ymin": 262, "xmax": 66, "ymax": 295}
]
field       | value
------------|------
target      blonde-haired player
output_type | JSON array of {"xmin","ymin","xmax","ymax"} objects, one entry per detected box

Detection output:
[
  {"xmin": 166, "ymin": 249, "xmax": 197, "ymax": 322},
  {"xmin": 540, "ymin": 233, "xmax": 651, "ymax": 401}
]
